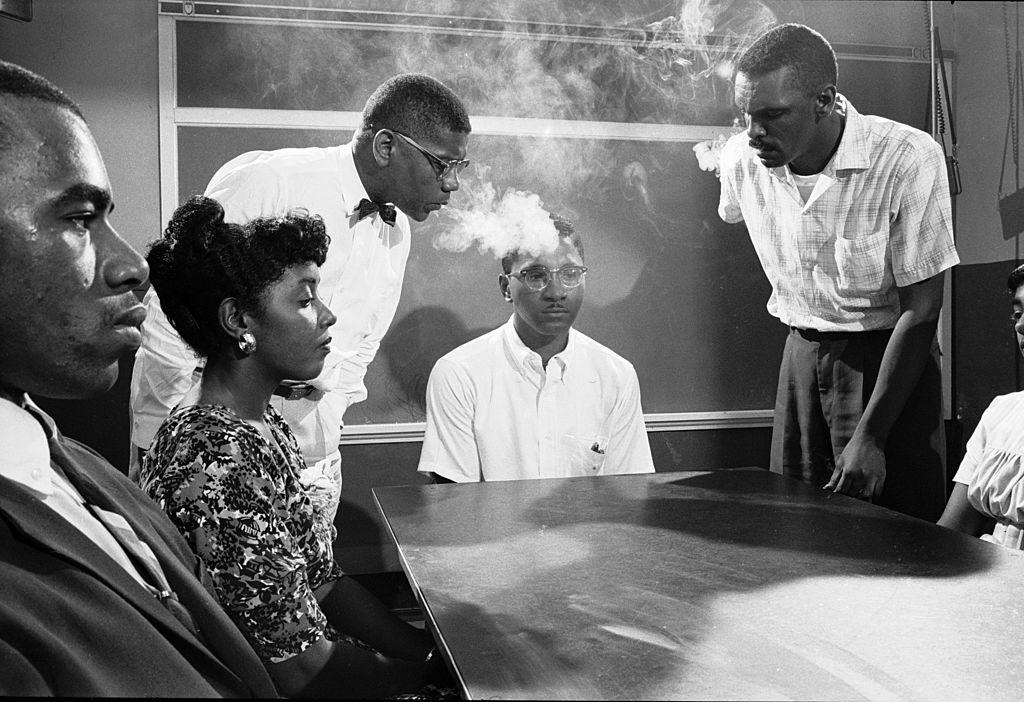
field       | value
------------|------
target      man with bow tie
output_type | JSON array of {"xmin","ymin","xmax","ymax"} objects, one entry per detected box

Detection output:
[
  {"xmin": 130, "ymin": 73, "xmax": 472, "ymax": 532},
  {"xmin": 0, "ymin": 60, "xmax": 276, "ymax": 696}
]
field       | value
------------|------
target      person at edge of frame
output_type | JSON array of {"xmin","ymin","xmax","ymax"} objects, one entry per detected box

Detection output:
[{"xmin": 0, "ymin": 59, "xmax": 277, "ymax": 698}]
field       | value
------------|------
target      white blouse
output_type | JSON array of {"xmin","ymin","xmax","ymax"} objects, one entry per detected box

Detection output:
[{"xmin": 954, "ymin": 391, "xmax": 1024, "ymax": 549}]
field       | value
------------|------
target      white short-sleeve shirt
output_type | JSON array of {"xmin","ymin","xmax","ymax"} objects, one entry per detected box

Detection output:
[
  {"xmin": 953, "ymin": 391, "xmax": 1024, "ymax": 549},
  {"xmin": 418, "ymin": 318, "xmax": 655, "ymax": 482}
]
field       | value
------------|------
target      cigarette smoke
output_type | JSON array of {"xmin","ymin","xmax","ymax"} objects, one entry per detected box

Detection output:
[
  {"xmin": 209, "ymin": 0, "xmax": 787, "ymax": 258},
  {"xmin": 415, "ymin": 0, "xmax": 783, "ymax": 259},
  {"xmin": 432, "ymin": 169, "xmax": 559, "ymax": 259},
  {"xmin": 630, "ymin": 0, "xmax": 782, "ymax": 109}
]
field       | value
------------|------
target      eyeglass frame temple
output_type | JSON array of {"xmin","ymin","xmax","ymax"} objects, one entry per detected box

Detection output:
[{"xmin": 381, "ymin": 128, "xmax": 469, "ymax": 182}]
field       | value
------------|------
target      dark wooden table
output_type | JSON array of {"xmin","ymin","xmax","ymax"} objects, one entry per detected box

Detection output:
[{"xmin": 373, "ymin": 469, "xmax": 1024, "ymax": 700}]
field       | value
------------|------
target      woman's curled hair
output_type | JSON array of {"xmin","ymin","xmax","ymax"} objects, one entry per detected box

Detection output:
[{"xmin": 147, "ymin": 195, "xmax": 330, "ymax": 358}]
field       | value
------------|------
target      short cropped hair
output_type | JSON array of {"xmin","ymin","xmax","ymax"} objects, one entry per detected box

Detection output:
[
  {"xmin": 0, "ymin": 60, "xmax": 84, "ymax": 119},
  {"xmin": 147, "ymin": 196, "xmax": 330, "ymax": 359},
  {"xmin": 736, "ymin": 23, "xmax": 838, "ymax": 98},
  {"xmin": 360, "ymin": 73, "xmax": 471, "ymax": 142},
  {"xmin": 0, "ymin": 61, "xmax": 85, "ymax": 154},
  {"xmin": 501, "ymin": 214, "xmax": 585, "ymax": 274},
  {"xmin": 1007, "ymin": 263, "xmax": 1024, "ymax": 294}
]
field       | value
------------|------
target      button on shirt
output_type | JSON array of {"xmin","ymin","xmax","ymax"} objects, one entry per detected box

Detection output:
[
  {"xmin": 418, "ymin": 318, "xmax": 655, "ymax": 482},
  {"xmin": 718, "ymin": 94, "xmax": 959, "ymax": 332},
  {"xmin": 130, "ymin": 141, "xmax": 411, "ymax": 466},
  {"xmin": 0, "ymin": 396, "xmax": 151, "ymax": 589}
]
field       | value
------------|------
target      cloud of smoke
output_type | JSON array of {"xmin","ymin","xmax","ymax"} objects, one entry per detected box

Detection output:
[
  {"xmin": 205, "ymin": 0, "xmax": 787, "ymax": 260},
  {"xmin": 630, "ymin": 0, "xmax": 781, "ymax": 108},
  {"xmin": 432, "ymin": 169, "xmax": 559, "ymax": 260},
  {"xmin": 416, "ymin": 0, "xmax": 781, "ymax": 262}
]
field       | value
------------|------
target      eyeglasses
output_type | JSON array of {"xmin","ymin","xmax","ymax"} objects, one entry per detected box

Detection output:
[
  {"xmin": 387, "ymin": 129, "xmax": 470, "ymax": 182},
  {"xmin": 507, "ymin": 265, "xmax": 588, "ymax": 292}
]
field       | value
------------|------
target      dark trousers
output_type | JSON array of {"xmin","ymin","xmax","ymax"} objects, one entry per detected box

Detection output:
[{"xmin": 770, "ymin": 326, "xmax": 946, "ymax": 521}]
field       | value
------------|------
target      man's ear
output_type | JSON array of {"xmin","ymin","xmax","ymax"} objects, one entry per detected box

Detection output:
[
  {"xmin": 815, "ymin": 85, "xmax": 837, "ymax": 119},
  {"xmin": 218, "ymin": 297, "xmax": 251, "ymax": 342},
  {"xmin": 498, "ymin": 274, "xmax": 512, "ymax": 302},
  {"xmin": 372, "ymin": 128, "xmax": 397, "ymax": 168}
]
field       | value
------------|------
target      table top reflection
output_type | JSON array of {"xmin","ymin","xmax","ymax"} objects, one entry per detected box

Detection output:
[{"xmin": 374, "ymin": 469, "xmax": 1024, "ymax": 700}]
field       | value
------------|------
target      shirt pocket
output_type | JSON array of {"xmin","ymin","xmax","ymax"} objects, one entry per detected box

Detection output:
[
  {"xmin": 833, "ymin": 229, "xmax": 888, "ymax": 294},
  {"xmin": 561, "ymin": 433, "xmax": 609, "ymax": 476}
]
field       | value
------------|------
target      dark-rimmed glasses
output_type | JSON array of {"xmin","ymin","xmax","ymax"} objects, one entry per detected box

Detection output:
[
  {"xmin": 385, "ymin": 129, "xmax": 470, "ymax": 182},
  {"xmin": 506, "ymin": 265, "xmax": 588, "ymax": 292}
]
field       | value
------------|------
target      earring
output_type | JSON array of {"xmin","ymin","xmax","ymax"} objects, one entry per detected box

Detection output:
[{"xmin": 238, "ymin": 331, "xmax": 256, "ymax": 354}]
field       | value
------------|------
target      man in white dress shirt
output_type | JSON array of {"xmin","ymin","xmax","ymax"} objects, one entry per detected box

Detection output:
[
  {"xmin": 130, "ymin": 73, "xmax": 471, "ymax": 527},
  {"xmin": 418, "ymin": 215, "xmax": 654, "ymax": 482}
]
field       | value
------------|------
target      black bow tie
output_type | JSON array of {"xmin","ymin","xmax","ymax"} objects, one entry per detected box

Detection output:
[{"xmin": 353, "ymin": 198, "xmax": 397, "ymax": 226}]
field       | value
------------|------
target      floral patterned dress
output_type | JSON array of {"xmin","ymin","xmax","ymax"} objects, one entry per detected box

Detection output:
[{"xmin": 139, "ymin": 403, "xmax": 344, "ymax": 663}]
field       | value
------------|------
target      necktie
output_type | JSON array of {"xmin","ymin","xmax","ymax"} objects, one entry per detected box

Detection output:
[
  {"xmin": 353, "ymin": 197, "xmax": 397, "ymax": 226},
  {"xmin": 21, "ymin": 399, "xmax": 203, "ymax": 640},
  {"xmin": 85, "ymin": 501, "xmax": 201, "ymax": 639}
]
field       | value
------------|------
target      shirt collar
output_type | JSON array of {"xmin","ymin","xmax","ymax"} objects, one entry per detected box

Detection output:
[
  {"xmin": 0, "ymin": 394, "xmax": 55, "ymax": 497},
  {"xmin": 500, "ymin": 315, "xmax": 575, "ymax": 377},
  {"xmin": 339, "ymin": 139, "xmax": 373, "ymax": 218},
  {"xmin": 827, "ymin": 94, "xmax": 869, "ymax": 173}
]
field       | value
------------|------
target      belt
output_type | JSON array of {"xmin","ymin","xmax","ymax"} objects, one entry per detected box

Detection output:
[
  {"xmin": 272, "ymin": 382, "xmax": 317, "ymax": 400},
  {"xmin": 790, "ymin": 326, "xmax": 892, "ymax": 342}
]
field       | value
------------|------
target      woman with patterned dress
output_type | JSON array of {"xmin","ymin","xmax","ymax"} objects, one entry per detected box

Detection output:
[
  {"xmin": 138, "ymin": 196, "xmax": 438, "ymax": 697},
  {"xmin": 938, "ymin": 263, "xmax": 1024, "ymax": 550}
]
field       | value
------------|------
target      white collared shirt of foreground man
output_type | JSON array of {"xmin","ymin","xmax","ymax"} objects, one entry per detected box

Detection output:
[{"xmin": 418, "ymin": 316, "xmax": 654, "ymax": 482}]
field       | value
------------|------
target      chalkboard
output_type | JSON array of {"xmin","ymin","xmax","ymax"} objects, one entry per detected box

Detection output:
[{"xmin": 169, "ymin": 4, "xmax": 936, "ymax": 426}]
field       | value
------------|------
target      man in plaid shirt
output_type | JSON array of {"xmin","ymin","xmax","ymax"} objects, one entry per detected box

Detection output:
[{"xmin": 718, "ymin": 24, "xmax": 959, "ymax": 520}]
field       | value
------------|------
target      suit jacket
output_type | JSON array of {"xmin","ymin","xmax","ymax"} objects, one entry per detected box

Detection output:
[{"xmin": 0, "ymin": 422, "xmax": 278, "ymax": 697}]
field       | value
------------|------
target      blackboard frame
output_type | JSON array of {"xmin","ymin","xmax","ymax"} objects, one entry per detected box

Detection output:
[{"xmin": 156, "ymin": 2, "xmax": 952, "ymax": 442}]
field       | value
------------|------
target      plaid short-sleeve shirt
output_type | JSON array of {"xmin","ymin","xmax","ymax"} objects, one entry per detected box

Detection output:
[{"xmin": 718, "ymin": 95, "xmax": 959, "ymax": 332}]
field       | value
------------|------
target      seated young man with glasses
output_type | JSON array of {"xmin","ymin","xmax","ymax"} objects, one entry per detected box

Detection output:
[{"xmin": 418, "ymin": 214, "xmax": 655, "ymax": 482}]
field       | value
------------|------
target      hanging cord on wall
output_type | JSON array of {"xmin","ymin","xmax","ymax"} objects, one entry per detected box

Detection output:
[
  {"xmin": 922, "ymin": 3, "xmax": 961, "ymax": 197},
  {"xmin": 1006, "ymin": 0, "xmax": 1019, "ymax": 184},
  {"xmin": 925, "ymin": 0, "xmax": 935, "ymax": 134},
  {"xmin": 1000, "ymin": 1, "xmax": 1024, "ymax": 390},
  {"xmin": 922, "ymin": 2, "xmax": 963, "ymax": 423},
  {"xmin": 999, "ymin": 4, "xmax": 1024, "ymax": 245},
  {"xmin": 999, "ymin": 0, "xmax": 1023, "ymax": 214},
  {"xmin": 933, "ymin": 28, "xmax": 961, "ymax": 196}
]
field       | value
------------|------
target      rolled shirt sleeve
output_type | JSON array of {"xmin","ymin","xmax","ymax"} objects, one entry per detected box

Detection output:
[{"xmin": 418, "ymin": 357, "xmax": 482, "ymax": 483}]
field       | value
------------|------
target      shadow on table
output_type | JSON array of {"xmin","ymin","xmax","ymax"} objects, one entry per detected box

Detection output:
[
  {"xmin": 646, "ymin": 470, "xmax": 990, "ymax": 577},
  {"xmin": 401, "ymin": 469, "xmax": 994, "ymax": 576},
  {"xmin": 403, "ymin": 470, "xmax": 1001, "ymax": 699}
]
